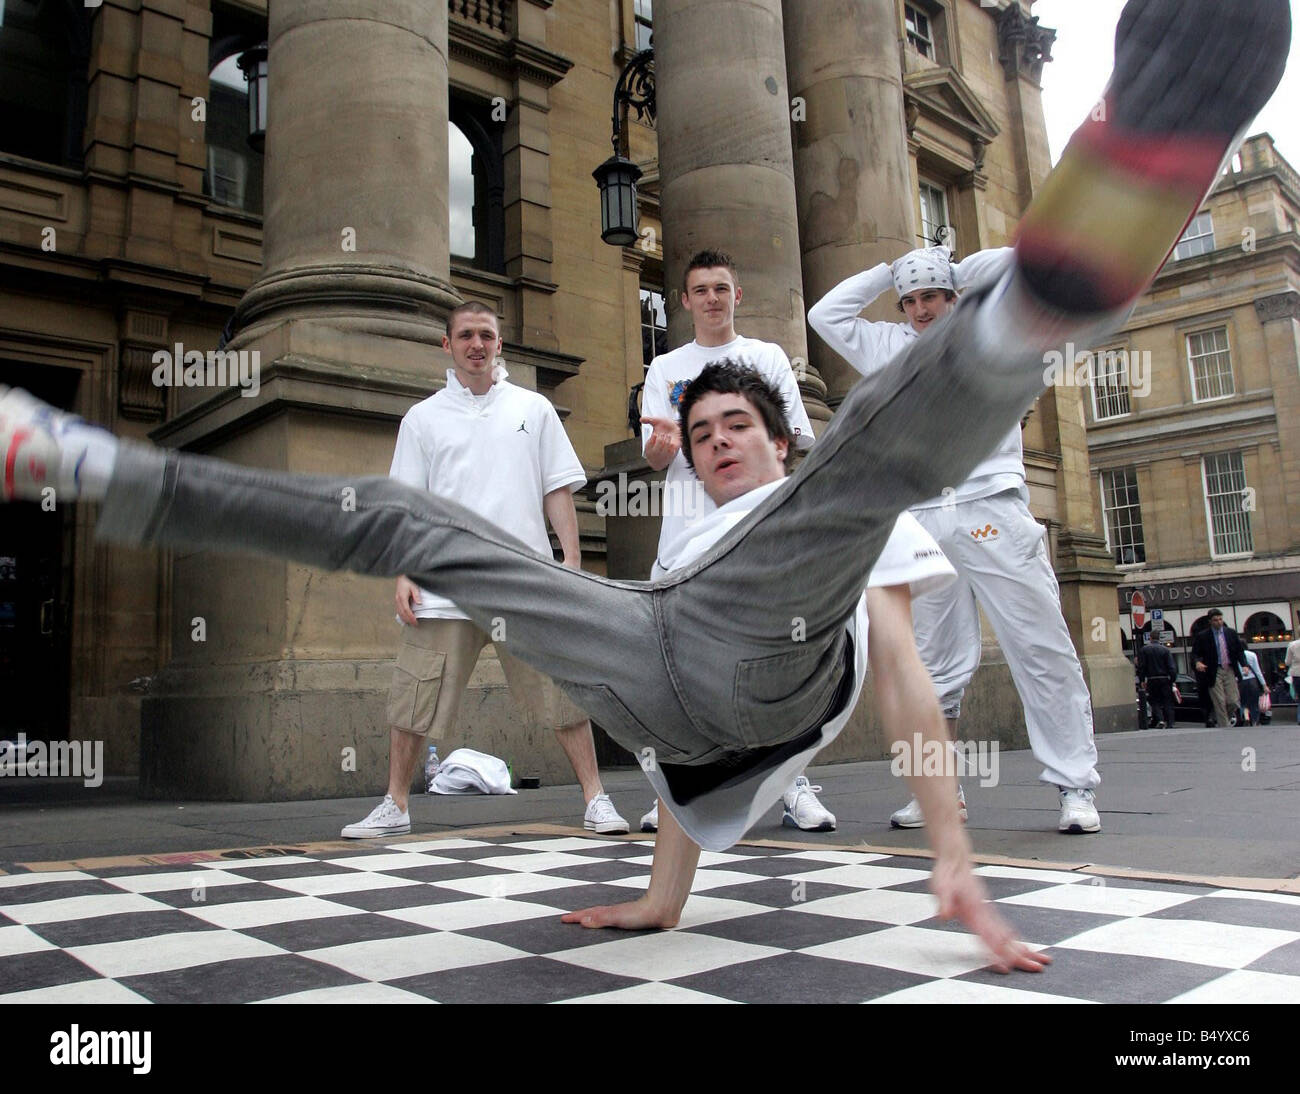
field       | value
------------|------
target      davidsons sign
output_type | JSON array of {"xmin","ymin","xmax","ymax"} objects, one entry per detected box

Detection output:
[
  {"xmin": 1117, "ymin": 571, "xmax": 1300, "ymax": 612},
  {"xmin": 1121, "ymin": 581, "xmax": 1237, "ymax": 608}
]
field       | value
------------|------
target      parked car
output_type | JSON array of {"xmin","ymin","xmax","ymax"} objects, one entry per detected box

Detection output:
[{"xmin": 1171, "ymin": 674, "xmax": 1207, "ymax": 725}]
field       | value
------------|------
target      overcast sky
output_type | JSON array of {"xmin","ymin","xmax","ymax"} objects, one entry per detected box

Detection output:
[{"xmin": 1035, "ymin": 0, "xmax": 1300, "ymax": 167}]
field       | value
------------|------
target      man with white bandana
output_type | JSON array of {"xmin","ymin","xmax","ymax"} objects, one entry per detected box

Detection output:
[{"xmin": 809, "ymin": 245, "xmax": 1102, "ymax": 835}]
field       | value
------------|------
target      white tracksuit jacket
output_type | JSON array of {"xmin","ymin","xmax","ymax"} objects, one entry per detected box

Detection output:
[{"xmin": 807, "ymin": 249, "xmax": 1100, "ymax": 791}]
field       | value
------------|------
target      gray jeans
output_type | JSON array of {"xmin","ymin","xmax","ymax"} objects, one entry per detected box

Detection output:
[{"xmin": 97, "ymin": 280, "xmax": 1061, "ymax": 765}]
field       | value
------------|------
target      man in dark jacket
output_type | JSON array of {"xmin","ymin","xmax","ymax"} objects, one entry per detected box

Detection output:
[
  {"xmin": 1136, "ymin": 633, "xmax": 1178, "ymax": 728},
  {"xmin": 1192, "ymin": 609, "xmax": 1248, "ymax": 728}
]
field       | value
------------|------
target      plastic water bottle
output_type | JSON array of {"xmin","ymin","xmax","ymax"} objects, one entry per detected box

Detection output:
[{"xmin": 424, "ymin": 745, "xmax": 440, "ymax": 793}]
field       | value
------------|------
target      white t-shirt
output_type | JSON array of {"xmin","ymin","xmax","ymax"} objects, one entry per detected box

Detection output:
[
  {"xmin": 390, "ymin": 367, "xmax": 586, "ymax": 620},
  {"xmin": 646, "ymin": 478, "xmax": 956, "ymax": 850},
  {"xmin": 807, "ymin": 247, "xmax": 1025, "ymax": 507},
  {"xmin": 641, "ymin": 335, "xmax": 815, "ymax": 558},
  {"xmin": 1285, "ymin": 638, "xmax": 1300, "ymax": 678}
]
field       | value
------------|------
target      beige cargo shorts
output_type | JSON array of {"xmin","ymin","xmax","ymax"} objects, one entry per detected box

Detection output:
[{"xmin": 387, "ymin": 618, "xmax": 587, "ymax": 739}]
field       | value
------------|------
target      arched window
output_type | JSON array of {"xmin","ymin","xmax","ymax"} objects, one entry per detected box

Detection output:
[
  {"xmin": 1242, "ymin": 611, "xmax": 1291, "ymax": 643},
  {"xmin": 204, "ymin": 52, "xmax": 264, "ymax": 215},
  {"xmin": 640, "ymin": 284, "xmax": 667, "ymax": 369},
  {"xmin": 448, "ymin": 96, "xmax": 504, "ymax": 274},
  {"xmin": 0, "ymin": 0, "xmax": 89, "ymax": 168},
  {"xmin": 449, "ymin": 121, "xmax": 476, "ymax": 263}
]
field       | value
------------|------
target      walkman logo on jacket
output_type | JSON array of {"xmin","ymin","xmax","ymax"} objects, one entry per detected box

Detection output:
[{"xmin": 970, "ymin": 524, "xmax": 999, "ymax": 541}]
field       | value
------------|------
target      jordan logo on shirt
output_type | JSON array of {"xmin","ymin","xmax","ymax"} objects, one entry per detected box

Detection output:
[{"xmin": 517, "ymin": 420, "xmax": 529, "ymax": 434}]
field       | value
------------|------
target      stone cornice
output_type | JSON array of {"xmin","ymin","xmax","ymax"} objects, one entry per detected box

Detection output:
[
  {"xmin": 1086, "ymin": 398, "xmax": 1279, "ymax": 458},
  {"xmin": 448, "ymin": 20, "xmax": 573, "ymax": 87},
  {"xmin": 503, "ymin": 339, "xmax": 584, "ymax": 388},
  {"xmin": 1139, "ymin": 233, "xmax": 1299, "ymax": 299},
  {"xmin": 504, "ymin": 38, "xmax": 575, "ymax": 86},
  {"xmin": 1255, "ymin": 290, "xmax": 1300, "ymax": 323},
  {"xmin": 149, "ymin": 355, "xmax": 430, "ymax": 450}
]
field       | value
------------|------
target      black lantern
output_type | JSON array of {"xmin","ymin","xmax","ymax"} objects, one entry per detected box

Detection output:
[
  {"xmin": 237, "ymin": 44, "xmax": 268, "ymax": 153},
  {"xmin": 595, "ymin": 48, "xmax": 655, "ymax": 247},
  {"xmin": 593, "ymin": 154, "xmax": 644, "ymax": 246}
]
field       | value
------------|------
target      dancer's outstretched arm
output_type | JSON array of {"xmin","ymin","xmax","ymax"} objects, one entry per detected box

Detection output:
[
  {"xmin": 865, "ymin": 584, "xmax": 1050, "ymax": 974},
  {"xmin": 562, "ymin": 803, "xmax": 701, "ymax": 930}
]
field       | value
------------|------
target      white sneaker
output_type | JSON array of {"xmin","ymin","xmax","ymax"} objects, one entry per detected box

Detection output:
[
  {"xmin": 1058, "ymin": 787, "xmax": 1101, "ymax": 834},
  {"xmin": 0, "ymin": 387, "xmax": 65, "ymax": 501},
  {"xmin": 781, "ymin": 775, "xmax": 836, "ymax": 831},
  {"xmin": 889, "ymin": 786, "xmax": 967, "ymax": 829},
  {"xmin": 0, "ymin": 386, "xmax": 118, "ymax": 500},
  {"xmin": 340, "ymin": 794, "xmax": 410, "ymax": 839},
  {"xmin": 640, "ymin": 800, "xmax": 659, "ymax": 832},
  {"xmin": 583, "ymin": 793, "xmax": 629, "ymax": 834}
]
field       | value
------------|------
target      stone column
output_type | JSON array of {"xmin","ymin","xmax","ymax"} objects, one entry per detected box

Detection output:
[
  {"xmin": 141, "ymin": 1, "xmax": 463, "ymax": 800},
  {"xmin": 783, "ymin": 0, "xmax": 916, "ymax": 408},
  {"xmin": 231, "ymin": 0, "xmax": 458, "ymax": 365},
  {"xmin": 654, "ymin": 0, "xmax": 829, "ymax": 427},
  {"xmin": 996, "ymin": 4, "xmax": 1057, "ymax": 208}
]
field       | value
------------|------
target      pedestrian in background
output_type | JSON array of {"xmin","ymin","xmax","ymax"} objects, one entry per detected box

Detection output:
[
  {"xmin": 1239, "ymin": 643, "xmax": 1266, "ymax": 726},
  {"xmin": 1285, "ymin": 632, "xmax": 1300, "ymax": 722},
  {"xmin": 1192, "ymin": 609, "xmax": 1248, "ymax": 729},
  {"xmin": 1135, "ymin": 631, "xmax": 1177, "ymax": 729}
]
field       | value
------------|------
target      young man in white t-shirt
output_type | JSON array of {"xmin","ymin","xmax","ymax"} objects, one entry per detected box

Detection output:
[
  {"xmin": 639, "ymin": 250, "xmax": 834, "ymax": 834},
  {"xmin": 1285, "ymin": 635, "xmax": 1300, "ymax": 719},
  {"xmin": 809, "ymin": 246, "xmax": 1103, "ymax": 836},
  {"xmin": 343, "ymin": 302, "xmax": 629, "ymax": 838}
]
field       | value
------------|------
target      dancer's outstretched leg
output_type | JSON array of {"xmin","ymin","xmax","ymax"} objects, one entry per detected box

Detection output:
[{"xmin": 0, "ymin": 395, "xmax": 710, "ymax": 762}]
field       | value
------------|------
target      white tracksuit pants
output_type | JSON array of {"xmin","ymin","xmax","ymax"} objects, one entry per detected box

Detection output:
[{"xmin": 910, "ymin": 490, "xmax": 1100, "ymax": 791}]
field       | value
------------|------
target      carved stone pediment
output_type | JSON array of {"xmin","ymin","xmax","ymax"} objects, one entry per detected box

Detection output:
[
  {"xmin": 448, "ymin": 11, "xmax": 573, "ymax": 87},
  {"xmin": 903, "ymin": 67, "xmax": 1000, "ymax": 153}
]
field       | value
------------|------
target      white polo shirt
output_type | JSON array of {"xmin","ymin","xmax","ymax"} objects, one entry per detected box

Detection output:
[
  {"xmin": 647, "ymin": 478, "xmax": 956, "ymax": 850},
  {"xmin": 641, "ymin": 335, "xmax": 815, "ymax": 558},
  {"xmin": 391, "ymin": 366, "xmax": 586, "ymax": 620}
]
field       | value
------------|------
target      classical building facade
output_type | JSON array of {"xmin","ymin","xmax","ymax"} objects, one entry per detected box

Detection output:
[
  {"xmin": 1086, "ymin": 133, "xmax": 1300, "ymax": 686},
  {"xmin": 0, "ymin": 0, "xmax": 1129, "ymax": 798}
]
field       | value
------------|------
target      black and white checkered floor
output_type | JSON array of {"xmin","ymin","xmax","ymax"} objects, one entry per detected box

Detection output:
[{"xmin": 2, "ymin": 834, "xmax": 1298, "ymax": 1004}]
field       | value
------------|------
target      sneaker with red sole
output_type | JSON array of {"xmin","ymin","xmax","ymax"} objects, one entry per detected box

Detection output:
[
  {"xmin": 0, "ymin": 387, "xmax": 65, "ymax": 502},
  {"xmin": 1016, "ymin": 0, "xmax": 1291, "ymax": 317}
]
